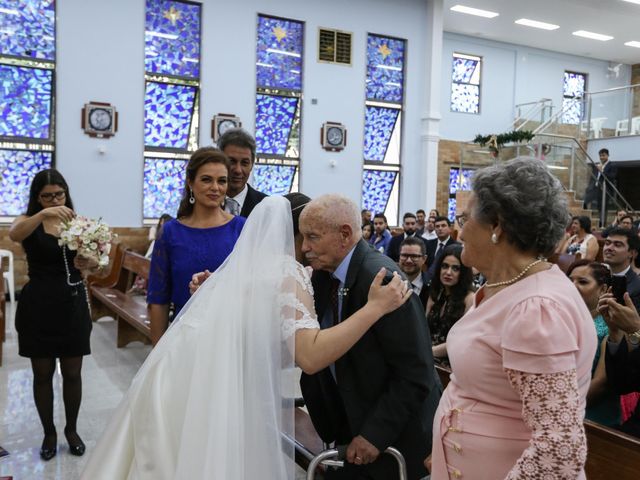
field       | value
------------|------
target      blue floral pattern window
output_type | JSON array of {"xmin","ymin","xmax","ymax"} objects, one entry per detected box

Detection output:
[
  {"xmin": 254, "ymin": 15, "xmax": 304, "ymax": 196},
  {"xmin": 451, "ymin": 53, "xmax": 481, "ymax": 114},
  {"xmin": 448, "ymin": 167, "xmax": 474, "ymax": 221},
  {"xmin": 362, "ymin": 34, "xmax": 405, "ymax": 226},
  {"xmin": 0, "ymin": 0, "xmax": 56, "ymax": 216},
  {"xmin": 562, "ymin": 71, "xmax": 586, "ymax": 124},
  {"xmin": 143, "ymin": 0, "xmax": 201, "ymax": 219},
  {"xmin": 0, "ymin": 149, "xmax": 53, "ymax": 216},
  {"xmin": 145, "ymin": 0, "xmax": 201, "ymax": 79}
]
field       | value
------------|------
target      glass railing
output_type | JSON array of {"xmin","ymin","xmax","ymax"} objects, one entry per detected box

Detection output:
[
  {"xmin": 582, "ymin": 84, "xmax": 640, "ymax": 139},
  {"xmin": 513, "ymin": 98, "xmax": 554, "ymax": 133}
]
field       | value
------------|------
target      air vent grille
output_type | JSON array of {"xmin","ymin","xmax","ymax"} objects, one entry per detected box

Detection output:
[{"xmin": 318, "ymin": 28, "xmax": 352, "ymax": 65}]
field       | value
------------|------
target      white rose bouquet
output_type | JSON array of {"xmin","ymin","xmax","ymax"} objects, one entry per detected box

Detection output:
[{"xmin": 58, "ymin": 216, "xmax": 115, "ymax": 268}]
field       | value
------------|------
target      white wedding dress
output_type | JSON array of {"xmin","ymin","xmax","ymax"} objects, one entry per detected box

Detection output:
[{"xmin": 81, "ymin": 197, "xmax": 319, "ymax": 480}]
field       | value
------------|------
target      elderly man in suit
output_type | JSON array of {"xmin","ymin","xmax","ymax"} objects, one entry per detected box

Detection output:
[
  {"xmin": 299, "ymin": 194, "xmax": 440, "ymax": 480},
  {"xmin": 217, "ymin": 128, "xmax": 267, "ymax": 217}
]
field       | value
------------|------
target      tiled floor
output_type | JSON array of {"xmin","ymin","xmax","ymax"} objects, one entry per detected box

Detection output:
[{"xmin": 0, "ymin": 307, "xmax": 308, "ymax": 479}]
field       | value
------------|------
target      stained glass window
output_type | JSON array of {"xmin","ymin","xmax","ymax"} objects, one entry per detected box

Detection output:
[
  {"xmin": 0, "ymin": 0, "xmax": 55, "ymax": 61},
  {"xmin": 144, "ymin": 81, "xmax": 196, "ymax": 149},
  {"xmin": 0, "ymin": 64, "xmax": 53, "ymax": 140},
  {"xmin": 254, "ymin": 14, "xmax": 303, "ymax": 196},
  {"xmin": 451, "ymin": 53, "xmax": 481, "ymax": 114},
  {"xmin": 365, "ymin": 34, "xmax": 405, "ymax": 103},
  {"xmin": 145, "ymin": 0, "xmax": 201, "ymax": 79},
  {"xmin": 253, "ymin": 164, "xmax": 297, "ymax": 196},
  {"xmin": 143, "ymin": 157, "xmax": 186, "ymax": 218},
  {"xmin": 448, "ymin": 167, "xmax": 474, "ymax": 221},
  {"xmin": 256, "ymin": 15, "xmax": 303, "ymax": 91},
  {"xmin": 362, "ymin": 169, "xmax": 398, "ymax": 218},
  {"xmin": 562, "ymin": 71, "xmax": 586, "ymax": 124},
  {"xmin": 255, "ymin": 94, "xmax": 298, "ymax": 156},
  {"xmin": 364, "ymin": 106, "xmax": 400, "ymax": 162},
  {"xmin": 0, "ymin": 149, "xmax": 52, "ymax": 215}
]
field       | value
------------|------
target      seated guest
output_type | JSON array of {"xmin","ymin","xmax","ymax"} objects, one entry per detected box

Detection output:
[
  {"xmin": 369, "ymin": 213, "xmax": 392, "ymax": 253},
  {"xmin": 600, "ymin": 290, "xmax": 640, "ymax": 437},
  {"xmin": 386, "ymin": 212, "xmax": 425, "ymax": 262},
  {"xmin": 425, "ymin": 216, "xmax": 458, "ymax": 271},
  {"xmin": 619, "ymin": 214, "xmax": 634, "ymax": 230},
  {"xmin": 567, "ymin": 260, "xmax": 621, "ymax": 426},
  {"xmin": 421, "ymin": 215, "xmax": 437, "ymax": 241},
  {"xmin": 415, "ymin": 209, "xmax": 426, "ymax": 236},
  {"xmin": 603, "ymin": 226, "xmax": 640, "ymax": 312},
  {"xmin": 217, "ymin": 128, "xmax": 266, "ymax": 217},
  {"xmin": 361, "ymin": 221, "xmax": 373, "ymax": 241},
  {"xmin": 147, "ymin": 147, "xmax": 245, "ymax": 345},
  {"xmin": 398, "ymin": 237, "xmax": 430, "ymax": 308},
  {"xmin": 558, "ymin": 215, "xmax": 599, "ymax": 260},
  {"xmin": 612, "ymin": 209, "xmax": 628, "ymax": 227},
  {"xmin": 361, "ymin": 208, "xmax": 372, "ymax": 226},
  {"xmin": 426, "ymin": 244, "xmax": 473, "ymax": 361}
]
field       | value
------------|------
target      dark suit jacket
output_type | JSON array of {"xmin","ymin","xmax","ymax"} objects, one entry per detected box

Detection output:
[
  {"xmin": 386, "ymin": 233, "xmax": 426, "ymax": 263},
  {"xmin": 425, "ymin": 237, "xmax": 458, "ymax": 270},
  {"xmin": 625, "ymin": 268, "xmax": 640, "ymax": 313},
  {"xmin": 416, "ymin": 271, "xmax": 431, "ymax": 310},
  {"xmin": 239, "ymin": 184, "xmax": 268, "ymax": 217},
  {"xmin": 605, "ymin": 338, "xmax": 640, "ymax": 436},
  {"xmin": 300, "ymin": 240, "xmax": 441, "ymax": 480}
]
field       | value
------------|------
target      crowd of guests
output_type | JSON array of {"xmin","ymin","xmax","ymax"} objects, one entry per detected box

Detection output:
[{"xmin": 9, "ymin": 128, "xmax": 640, "ymax": 479}]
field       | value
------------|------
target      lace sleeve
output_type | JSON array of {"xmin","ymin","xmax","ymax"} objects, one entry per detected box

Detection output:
[
  {"xmin": 505, "ymin": 368, "xmax": 587, "ymax": 479},
  {"xmin": 279, "ymin": 260, "xmax": 319, "ymax": 340},
  {"xmin": 146, "ymin": 225, "xmax": 171, "ymax": 305}
]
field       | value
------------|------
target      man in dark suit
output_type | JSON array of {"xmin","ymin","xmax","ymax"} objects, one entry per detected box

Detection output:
[
  {"xmin": 385, "ymin": 212, "xmax": 425, "ymax": 262},
  {"xmin": 603, "ymin": 227, "xmax": 640, "ymax": 312},
  {"xmin": 299, "ymin": 195, "xmax": 440, "ymax": 480},
  {"xmin": 217, "ymin": 128, "xmax": 267, "ymax": 217},
  {"xmin": 425, "ymin": 216, "xmax": 458, "ymax": 271},
  {"xmin": 398, "ymin": 237, "xmax": 430, "ymax": 308},
  {"xmin": 415, "ymin": 209, "xmax": 426, "ymax": 237}
]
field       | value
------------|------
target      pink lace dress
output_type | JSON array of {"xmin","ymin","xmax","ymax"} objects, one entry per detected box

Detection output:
[{"xmin": 431, "ymin": 265, "xmax": 597, "ymax": 479}]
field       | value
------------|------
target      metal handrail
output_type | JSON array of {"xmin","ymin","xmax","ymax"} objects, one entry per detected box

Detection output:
[
  {"xmin": 584, "ymin": 83, "xmax": 640, "ymax": 96},
  {"xmin": 514, "ymin": 98, "xmax": 553, "ymax": 130},
  {"xmin": 306, "ymin": 447, "xmax": 407, "ymax": 480}
]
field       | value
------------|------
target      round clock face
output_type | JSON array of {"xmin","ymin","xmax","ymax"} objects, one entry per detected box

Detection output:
[
  {"xmin": 326, "ymin": 126, "xmax": 344, "ymax": 146},
  {"xmin": 218, "ymin": 119, "xmax": 237, "ymax": 136},
  {"xmin": 89, "ymin": 108, "xmax": 112, "ymax": 131}
]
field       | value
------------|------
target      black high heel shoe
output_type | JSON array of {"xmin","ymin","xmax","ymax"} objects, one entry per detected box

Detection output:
[
  {"xmin": 40, "ymin": 432, "xmax": 57, "ymax": 461},
  {"xmin": 64, "ymin": 428, "xmax": 86, "ymax": 457}
]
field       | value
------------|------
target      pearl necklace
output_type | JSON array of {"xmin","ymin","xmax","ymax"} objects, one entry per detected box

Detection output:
[{"xmin": 484, "ymin": 258, "xmax": 544, "ymax": 289}]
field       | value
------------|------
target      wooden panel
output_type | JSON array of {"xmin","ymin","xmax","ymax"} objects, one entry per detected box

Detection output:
[{"xmin": 584, "ymin": 420, "xmax": 640, "ymax": 480}]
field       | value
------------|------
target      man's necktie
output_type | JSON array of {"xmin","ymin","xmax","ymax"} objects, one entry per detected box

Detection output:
[
  {"xmin": 435, "ymin": 242, "xmax": 444, "ymax": 258},
  {"xmin": 330, "ymin": 277, "xmax": 341, "ymax": 326},
  {"xmin": 226, "ymin": 197, "xmax": 240, "ymax": 216}
]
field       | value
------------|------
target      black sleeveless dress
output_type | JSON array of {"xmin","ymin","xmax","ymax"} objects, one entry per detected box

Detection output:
[{"xmin": 15, "ymin": 224, "xmax": 92, "ymax": 358}]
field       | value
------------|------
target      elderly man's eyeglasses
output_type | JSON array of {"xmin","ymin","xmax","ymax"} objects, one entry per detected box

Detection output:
[
  {"xmin": 455, "ymin": 213, "xmax": 468, "ymax": 228},
  {"xmin": 399, "ymin": 253, "xmax": 425, "ymax": 261},
  {"xmin": 40, "ymin": 191, "xmax": 66, "ymax": 201}
]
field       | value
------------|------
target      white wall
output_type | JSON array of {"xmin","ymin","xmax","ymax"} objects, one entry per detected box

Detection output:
[
  {"xmin": 440, "ymin": 33, "xmax": 632, "ymax": 141},
  {"xmin": 55, "ymin": 0, "xmax": 430, "ymax": 226}
]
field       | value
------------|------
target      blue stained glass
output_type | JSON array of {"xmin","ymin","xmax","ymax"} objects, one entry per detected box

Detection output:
[
  {"xmin": 253, "ymin": 164, "xmax": 296, "ymax": 196},
  {"xmin": 451, "ymin": 83, "xmax": 479, "ymax": 114},
  {"xmin": 366, "ymin": 34, "xmax": 405, "ymax": 103},
  {"xmin": 564, "ymin": 72, "xmax": 586, "ymax": 98},
  {"xmin": 145, "ymin": 0, "xmax": 201, "ymax": 78},
  {"xmin": 364, "ymin": 106, "xmax": 399, "ymax": 162},
  {"xmin": 143, "ymin": 157, "xmax": 186, "ymax": 218},
  {"xmin": 562, "ymin": 97, "xmax": 583, "ymax": 124},
  {"xmin": 449, "ymin": 168, "xmax": 474, "ymax": 195},
  {"xmin": 0, "ymin": 64, "xmax": 52, "ymax": 139},
  {"xmin": 362, "ymin": 169, "xmax": 397, "ymax": 215},
  {"xmin": 0, "ymin": 149, "xmax": 52, "ymax": 215},
  {"xmin": 255, "ymin": 94, "xmax": 298, "ymax": 156},
  {"xmin": 452, "ymin": 57, "xmax": 479, "ymax": 84},
  {"xmin": 0, "ymin": 0, "xmax": 55, "ymax": 61},
  {"xmin": 256, "ymin": 15, "xmax": 303, "ymax": 91},
  {"xmin": 448, "ymin": 198, "xmax": 457, "ymax": 222},
  {"xmin": 144, "ymin": 81, "xmax": 196, "ymax": 149}
]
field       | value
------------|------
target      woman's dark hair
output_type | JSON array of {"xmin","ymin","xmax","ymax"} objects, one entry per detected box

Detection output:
[
  {"xmin": 176, "ymin": 147, "xmax": 230, "ymax": 219},
  {"xmin": 573, "ymin": 215, "xmax": 592, "ymax": 234},
  {"xmin": 26, "ymin": 168, "xmax": 74, "ymax": 216},
  {"xmin": 429, "ymin": 244, "xmax": 473, "ymax": 320},
  {"xmin": 284, "ymin": 192, "xmax": 311, "ymax": 236},
  {"xmin": 566, "ymin": 259, "xmax": 611, "ymax": 287}
]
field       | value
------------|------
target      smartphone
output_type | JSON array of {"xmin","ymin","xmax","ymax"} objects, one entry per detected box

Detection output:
[{"xmin": 610, "ymin": 276, "xmax": 628, "ymax": 304}]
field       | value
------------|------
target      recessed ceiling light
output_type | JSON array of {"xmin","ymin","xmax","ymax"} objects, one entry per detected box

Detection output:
[
  {"xmin": 621, "ymin": 0, "xmax": 640, "ymax": 5},
  {"xmin": 572, "ymin": 30, "xmax": 614, "ymax": 41},
  {"xmin": 625, "ymin": 41, "xmax": 640, "ymax": 48},
  {"xmin": 515, "ymin": 18, "xmax": 560, "ymax": 31},
  {"xmin": 450, "ymin": 5, "xmax": 499, "ymax": 18}
]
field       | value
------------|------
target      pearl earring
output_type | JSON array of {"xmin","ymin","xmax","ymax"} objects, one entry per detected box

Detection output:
[
  {"xmin": 491, "ymin": 233, "xmax": 499, "ymax": 244},
  {"xmin": 189, "ymin": 189, "xmax": 195, "ymax": 205}
]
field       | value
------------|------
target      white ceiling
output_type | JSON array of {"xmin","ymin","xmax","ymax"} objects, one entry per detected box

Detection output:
[{"xmin": 443, "ymin": 0, "xmax": 640, "ymax": 66}]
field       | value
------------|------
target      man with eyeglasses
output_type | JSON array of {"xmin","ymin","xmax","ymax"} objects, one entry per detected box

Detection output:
[{"xmin": 398, "ymin": 237, "xmax": 430, "ymax": 308}]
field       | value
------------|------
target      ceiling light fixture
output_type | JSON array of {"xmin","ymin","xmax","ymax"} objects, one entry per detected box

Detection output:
[
  {"xmin": 450, "ymin": 5, "xmax": 499, "ymax": 18},
  {"xmin": 515, "ymin": 18, "xmax": 560, "ymax": 31},
  {"xmin": 621, "ymin": 0, "xmax": 640, "ymax": 5},
  {"xmin": 572, "ymin": 30, "xmax": 614, "ymax": 41},
  {"xmin": 624, "ymin": 41, "xmax": 640, "ymax": 48}
]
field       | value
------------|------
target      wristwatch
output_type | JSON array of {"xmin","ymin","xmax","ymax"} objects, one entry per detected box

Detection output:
[{"xmin": 628, "ymin": 329, "xmax": 640, "ymax": 345}]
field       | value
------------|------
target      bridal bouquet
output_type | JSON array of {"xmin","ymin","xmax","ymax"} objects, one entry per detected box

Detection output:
[{"xmin": 58, "ymin": 216, "xmax": 115, "ymax": 267}]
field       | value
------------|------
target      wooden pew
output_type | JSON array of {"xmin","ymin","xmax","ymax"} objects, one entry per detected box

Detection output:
[
  {"xmin": 88, "ymin": 245, "xmax": 152, "ymax": 348},
  {"xmin": 434, "ymin": 364, "xmax": 640, "ymax": 478}
]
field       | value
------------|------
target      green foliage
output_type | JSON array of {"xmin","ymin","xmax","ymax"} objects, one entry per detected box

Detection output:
[{"xmin": 472, "ymin": 130, "xmax": 534, "ymax": 148}]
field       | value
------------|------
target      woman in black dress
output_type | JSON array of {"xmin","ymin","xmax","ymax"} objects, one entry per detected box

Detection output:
[{"xmin": 10, "ymin": 169, "xmax": 95, "ymax": 460}]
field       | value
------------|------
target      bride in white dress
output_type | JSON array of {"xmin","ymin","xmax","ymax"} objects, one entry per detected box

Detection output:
[{"xmin": 81, "ymin": 196, "xmax": 410, "ymax": 480}]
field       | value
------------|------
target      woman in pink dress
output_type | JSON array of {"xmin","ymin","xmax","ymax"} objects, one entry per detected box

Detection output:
[{"xmin": 429, "ymin": 158, "xmax": 597, "ymax": 479}]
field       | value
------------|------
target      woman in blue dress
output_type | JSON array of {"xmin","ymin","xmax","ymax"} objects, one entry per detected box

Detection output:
[{"xmin": 147, "ymin": 147, "xmax": 246, "ymax": 345}]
